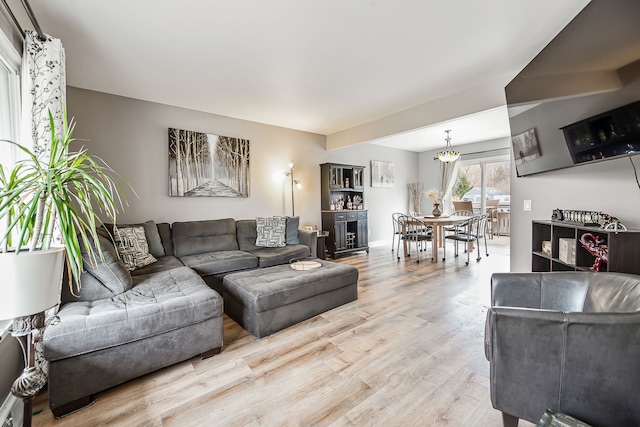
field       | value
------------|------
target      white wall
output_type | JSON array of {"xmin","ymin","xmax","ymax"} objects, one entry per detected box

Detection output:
[{"xmin": 66, "ymin": 87, "xmax": 418, "ymax": 245}]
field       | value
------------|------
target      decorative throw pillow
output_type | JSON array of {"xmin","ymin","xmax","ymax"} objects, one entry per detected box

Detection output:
[
  {"xmin": 113, "ymin": 226, "xmax": 157, "ymax": 271},
  {"xmin": 255, "ymin": 217, "xmax": 287, "ymax": 248},
  {"xmin": 104, "ymin": 220, "xmax": 165, "ymax": 258},
  {"xmin": 285, "ymin": 216, "xmax": 300, "ymax": 244}
]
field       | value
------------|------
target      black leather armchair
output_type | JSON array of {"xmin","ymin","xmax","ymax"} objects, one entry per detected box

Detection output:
[{"xmin": 485, "ymin": 272, "xmax": 640, "ymax": 427}]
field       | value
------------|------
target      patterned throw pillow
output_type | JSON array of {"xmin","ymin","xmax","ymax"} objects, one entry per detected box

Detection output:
[
  {"xmin": 255, "ymin": 217, "xmax": 287, "ymax": 248},
  {"xmin": 113, "ymin": 226, "xmax": 158, "ymax": 271}
]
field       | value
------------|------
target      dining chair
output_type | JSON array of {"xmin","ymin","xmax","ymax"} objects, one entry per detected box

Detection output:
[
  {"xmin": 453, "ymin": 200, "xmax": 473, "ymax": 213},
  {"xmin": 442, "ymin": 210, "xmax": 473, "ymax": 261},
  {"xmin": 396, "ymin": 214, "xmax": 411, "ymax": 260},
  {"xmin": 402, "ymin": 215, "xmax": 432, "ymax": 263},
  {"xmin": 409, "ymin": 211, "xmax": 430, "ymax": 242},
  {"xmin": 444, "ymin": 214, "xmax": 489, "ymax": 265},
  {"xmin": 391, "ymin": 212, "xmax": 404, "ymax": 252},
  {"xmin": 396, "ymin": 214, "xmax": 432, "ymax": 262},
  {"xmin": 485, "ymin": 199, "xmax": 500, "ymax": 239}
]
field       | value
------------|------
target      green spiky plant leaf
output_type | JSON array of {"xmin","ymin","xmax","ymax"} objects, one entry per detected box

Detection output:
[{"xmin": 0, "ymin": 108, "xmax": 129, "ymax": 293}]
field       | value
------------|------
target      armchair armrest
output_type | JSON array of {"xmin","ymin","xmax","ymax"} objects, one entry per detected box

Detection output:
[
  {"xmin": 484, "ymin": 306, "xmax": 566, "ymax": 360},
  {"xmin": 298, "ymin": 229, "xmax": 318, "ymax": 258}
]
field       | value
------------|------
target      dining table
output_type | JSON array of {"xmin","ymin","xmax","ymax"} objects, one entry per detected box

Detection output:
[{"xmin": 420, "ymin": 214, "xmax": 474, "ymax": 262}]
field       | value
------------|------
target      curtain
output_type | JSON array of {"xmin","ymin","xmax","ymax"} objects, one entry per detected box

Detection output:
[
  {"xmin": 440, "ymin": 158, "xmax": 460, "ymax": 215},
  {"xmin": 21, "ymin": 30, "xmax": 66, "ymax": 160},
  {"xmin": 19, "ymin": 30, "xmax": 66, "ymax": 374}
]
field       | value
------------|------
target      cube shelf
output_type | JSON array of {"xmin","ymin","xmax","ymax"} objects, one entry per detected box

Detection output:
[{"xmin": 531, "ymin": 220, "xmax": 640, "ymax": 274}]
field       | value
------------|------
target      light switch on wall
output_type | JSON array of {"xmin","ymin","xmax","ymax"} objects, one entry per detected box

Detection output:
[{"xmin": 524, "ymin": 200, "xmax": 532, "ymax": 211}]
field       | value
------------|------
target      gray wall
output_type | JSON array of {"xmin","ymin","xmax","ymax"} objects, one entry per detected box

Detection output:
[
  {"xmin": 66, "ymin": 87, "xmax": 419, "ymax": 245},
  {"xmin": 0, "ymin": 8, "xmax": 22, "ymax": 52},
  {"xmin": 509, "ymin": 75, "xmax": 640, "ymax": 271}
]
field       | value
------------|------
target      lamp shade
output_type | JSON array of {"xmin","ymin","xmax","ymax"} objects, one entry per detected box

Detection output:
[
  {"xmin": 0, "ymin": 247, "xmax": 65, "ymax": 321},
  {"xmin": 437, "ymin": 130, "xmax": 460, "ymax": 162},
  {"xmin": 437, "ymin": 149, "xmax": 461, "ymax": 162}
]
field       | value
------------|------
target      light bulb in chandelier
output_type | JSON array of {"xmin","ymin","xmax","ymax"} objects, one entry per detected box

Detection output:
[{"xmin": 437, "ymin": 130, "xmax": 460, "ymax": 162}]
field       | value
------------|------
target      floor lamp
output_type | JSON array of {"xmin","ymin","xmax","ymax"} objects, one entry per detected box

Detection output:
[{"xmin": 284, "ymin": 162, "xmax": 302, "ymax": 216}]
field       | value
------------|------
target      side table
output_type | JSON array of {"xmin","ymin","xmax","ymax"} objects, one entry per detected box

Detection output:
[{"xmin": 316, "ymin": 231, "xmax": 329, "ymax": 260}]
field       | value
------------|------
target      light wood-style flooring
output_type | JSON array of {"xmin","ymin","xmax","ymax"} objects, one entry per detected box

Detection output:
[{"xmin": 33, "ymin": 236, "xmax": 535, "ymax": 426}]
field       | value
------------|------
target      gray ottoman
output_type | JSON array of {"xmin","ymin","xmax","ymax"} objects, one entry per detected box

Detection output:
[{"xmin": 223, "ymin": 260, "xmax": 358, "ymax": 337}]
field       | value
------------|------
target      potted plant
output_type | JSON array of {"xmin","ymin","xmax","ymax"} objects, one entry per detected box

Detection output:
[{"xmin": 0, "ymin": 109, "xmax": 126, "ymax": 320}]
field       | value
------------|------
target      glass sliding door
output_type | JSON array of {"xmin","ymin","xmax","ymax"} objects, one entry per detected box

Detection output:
[{"xmin": 453, "ymin": 159, "xmax": 510, "ymax": 236}]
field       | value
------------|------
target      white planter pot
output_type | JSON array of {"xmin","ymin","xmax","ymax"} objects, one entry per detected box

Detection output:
[{"xmin": 0, "ymin": 247, "xmax": 66, "ymax": 321}]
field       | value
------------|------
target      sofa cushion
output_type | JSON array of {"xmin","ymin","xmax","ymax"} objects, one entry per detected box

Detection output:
[
  {"xmin": 130, "ymin": 255, "xmax": 184, "ymax": 276},
  {"xmin": 104, "ymin": 220, "xmax": 165, "ymax": 258},
  {"xmin": 61, "ymin": 236, "xmax": 133, "ymax": 303},
  {"xmin": 179, "ymin": 250, "xmax": 258, "ymax": 276},
  {"xmin": 44, "ymin": 267, "xmax": 222, "ymax": 361},
  {"xmin": 285, "ymin": 216, "xmax": 300, "ymax": 244},
  {"xmin": 255, "ymin": 216, "xmax": 286, "ymax": 247},
  {"xmin": 156, "ymin": 222, "xmax": 173, "ymax": 256},
  {"xmin": 172, "ymin": 219, "xmax": 239, "ymax": 258},
  {"xmin": 113, "ymin": 226, "xmax": 158, "ymax": 271},
  {"xmin": 236, "ymin": 219, "xmax": 260, "ymax": 251},
  {"xmin": 247, "ymin": 244, "xmax": 310, "ymax": 268}
]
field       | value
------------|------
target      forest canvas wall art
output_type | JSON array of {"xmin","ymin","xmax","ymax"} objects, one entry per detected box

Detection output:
[
  {"xmin": 370, "ymin": 160, "xmax": 394, "ymax": 188},
  {"xmin": 168, "ymin": 128, "xmax": 250, "ymax": 197}
]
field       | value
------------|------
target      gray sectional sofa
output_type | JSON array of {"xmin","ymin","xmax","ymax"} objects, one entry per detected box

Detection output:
[{"xmin": 43, "ymin": 217, "xmax": 317, "ymax": 417}]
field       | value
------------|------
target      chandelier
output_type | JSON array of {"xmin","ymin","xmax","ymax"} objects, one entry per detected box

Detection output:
[{"xmin": 437, "ymin": 130, "xmax": 460, "ymax": 162}]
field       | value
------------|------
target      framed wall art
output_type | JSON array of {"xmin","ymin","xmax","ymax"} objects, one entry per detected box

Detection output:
[
  {"xmin": 512, "ymin": 128, "xmax": 541, "ymax": 166},
  {"xmin": 370, "ymin": 160, "xmax": 394, "ymax": 188},
  {"xmin": 168, "ymin": 128, "xmax": 250, "ymax": 197}
]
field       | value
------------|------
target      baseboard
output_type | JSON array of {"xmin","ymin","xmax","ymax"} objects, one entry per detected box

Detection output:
[{"xmin": 0, "ymin": 393, "xmax": 21, "ymax": 427}]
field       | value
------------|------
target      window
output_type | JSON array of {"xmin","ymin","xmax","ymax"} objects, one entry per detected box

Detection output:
[
  {"xmin": 454, "ymin": 159, "xmax": 511, "ymax": 212},
  {"xmin": 0, "ymin": 29, "xmax": 21, "ymax": 334},
  {"xmin": 0, "ymin": 28, "xmax": 21, "ymax": 168}
]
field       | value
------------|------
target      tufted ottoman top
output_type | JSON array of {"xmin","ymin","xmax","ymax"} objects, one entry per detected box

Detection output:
[
  {"xmin": 44, "ymin": 267, "xmax": 222, "ymax": 361},
  {"xmin": 223, "ymin": 260, "xmax": 358, "ymax": 313}
]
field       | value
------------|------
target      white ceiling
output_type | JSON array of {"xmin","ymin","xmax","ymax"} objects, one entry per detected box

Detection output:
[
  {"xmin": 6, "ymin": 0, "xmax": 590, "ymax": 151},
  {"xmin": 369, "ymin": 106, "xmax": 511, "ymax": 153}
]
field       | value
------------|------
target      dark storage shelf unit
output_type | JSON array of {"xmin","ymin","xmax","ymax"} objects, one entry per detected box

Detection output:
[
  {"xmin": 561, "ymin": 100, "xmax": 640, "ymax": 165},
  {"xmin": 320, "ymin": 163, "xmax": 369, "ymax": 259},
  {"xmin": 531, "ymin": 220, "xmax": 640, "ymax": 274}
]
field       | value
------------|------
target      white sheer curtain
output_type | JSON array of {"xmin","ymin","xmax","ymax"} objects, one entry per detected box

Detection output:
[
  {"xmin": 440, "ymin": 158, "xmax": 460, "ymax": 215},
  {"xmin": 21, "ymin": 30, "xmax": 66, "ymax": 160}
]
